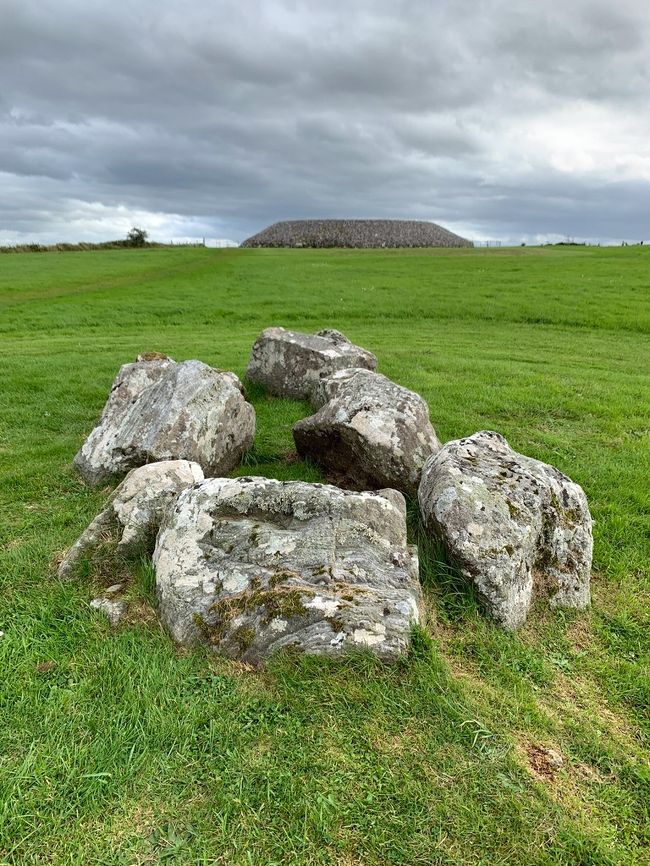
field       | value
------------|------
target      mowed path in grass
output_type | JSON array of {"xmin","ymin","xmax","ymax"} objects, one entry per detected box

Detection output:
[{"xmin": 0, "ymin": 246, "xmax": 648, "ymax": 865}]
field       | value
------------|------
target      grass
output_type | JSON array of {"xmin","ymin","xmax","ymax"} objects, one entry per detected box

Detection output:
[{"xmin": 0, "ymin": 244, "xmax": 648, "ymax": 865}]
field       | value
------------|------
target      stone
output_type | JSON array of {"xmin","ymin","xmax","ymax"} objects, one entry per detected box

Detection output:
[
  {"xmin": 90, "ymin": 597, "xmax": 128, "ymax": 626},
  {"xmin": 418, "ymin": 431, "xmax": 592, "ymax": 629},
  {"xmin": 153, "ymin": 476, "xmax": 421, "ymax": 663},
  {"xmin": 74, "ymin": 355, "xmax": 255, "ymax": 486},
  {"xmin": 58, "ymin": 460, "xmax": 204, "ymax": 578},
  {"xmin": 293, "ymin": 368, "xmax": 441, "ymax": 495},
  {"xmin": 246, "ymin": 327, "xmax": 377, "ymax": 401}
]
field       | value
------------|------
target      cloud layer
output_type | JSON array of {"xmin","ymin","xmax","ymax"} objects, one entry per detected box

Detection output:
[{"xmin": 1, "ymin": 0, "xmax": 649, "ymax": 244}]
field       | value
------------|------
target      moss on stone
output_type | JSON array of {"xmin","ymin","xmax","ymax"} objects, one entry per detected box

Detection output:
[
  {"xmin": 193, "ymin": 612, "xmax": 220, "ymax": 644},
  {"xmin": 253, "ymin": 587, "xmax": 311, "ymax": 623},
  {"xmin": 561, "ymin": 506, "xmax": 582, "ymax": 525},
  {"xmin": 269, "ymin": 569, "xmax": 302, "ymax": 588},
  {"xmin": 231, "ymin": 624, "xmax": 256, "ymax": 651},
  {"xmin": 202, "ymin": 585, "xmax": 314, "ymax": 647}
]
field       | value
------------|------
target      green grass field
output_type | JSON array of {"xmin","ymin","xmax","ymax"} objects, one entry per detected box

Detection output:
[{"xmin": 1, "ymin": 245, "xmax": 648, "ymax": 865}]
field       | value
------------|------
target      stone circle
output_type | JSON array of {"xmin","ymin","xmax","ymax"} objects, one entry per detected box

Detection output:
[{"xmin": 59, "ymin": 332, "xmax": 593, "ymax": 659}]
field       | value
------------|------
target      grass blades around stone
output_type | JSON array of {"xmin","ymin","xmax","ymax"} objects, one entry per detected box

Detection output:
[{"xmin": 0, "ymin": 244, "xmax": 649, "ymax": 864}]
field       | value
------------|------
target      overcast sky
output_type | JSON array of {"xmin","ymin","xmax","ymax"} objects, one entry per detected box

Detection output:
[{"xmin": 1, "ymin": 0, "xmax": 649, "ymax": 245}]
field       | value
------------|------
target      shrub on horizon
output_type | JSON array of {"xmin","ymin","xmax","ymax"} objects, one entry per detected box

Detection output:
[{"xmin": 126, "ymin": 226, "xmax": 148, "ymax": 247}]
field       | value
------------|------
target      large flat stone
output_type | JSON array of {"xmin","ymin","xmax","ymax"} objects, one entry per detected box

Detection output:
[{"xmin": 153, "ymin": 477, "xmax": 422, "ymax": 663}]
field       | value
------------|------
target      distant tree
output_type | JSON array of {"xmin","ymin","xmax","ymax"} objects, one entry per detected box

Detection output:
[{"xmin": 126, "ymin": 226, "xmax": 148, "ymax": 247}]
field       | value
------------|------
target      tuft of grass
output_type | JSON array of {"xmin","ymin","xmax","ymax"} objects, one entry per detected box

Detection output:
[
  {"xmin": 0, "ymin": 244, "xmax": 648, "ymax": 864},
  {"xmin": 407, "ymin": 498, "xmax": 481, "ymax": 623}
]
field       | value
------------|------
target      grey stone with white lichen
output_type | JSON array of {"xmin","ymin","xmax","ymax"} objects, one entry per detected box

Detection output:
[
  {"xmin": 74, "ymin": 355, "xmax": 255, "ymax": 486},
  {"xmin": 246, "ymin": 327, "xmax": 376, "ymax": 401},
  {"xmin": 294, "ymin": 367, "xmax": 441, "ymax": 496},
  {"xmin": 418, "ymin": 431, "xmax": 592, "ymax": 629},
  {"xmin": 153, "ymin": 476, "xmax": 421, "ymax": 664},
  {"xmin": 59, "ymin": 460, "xmax": 204, "ymax": 578}
]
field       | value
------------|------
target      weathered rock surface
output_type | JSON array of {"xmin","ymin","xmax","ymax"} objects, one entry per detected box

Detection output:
[
  {"xmin": 153, "ymin": 477, "xmax": 421, "ymax": 663},
  {"xmin": 74, "ymin": 356, "xmax": 255, "ymax": 485},
  {"xmin": 418, "ymin": 431, "xmax": 592, "ymax": 629},
  {"xmin": 294, "ymin": 368, "xmax": 441, "ymax": 495},
  {"xmin": 246, "ymin": 327, "xmax": 377, "ymax": 401},
  {"xmin": 59, "ymin": 460, "xmax": 204, "ymax": 578}
]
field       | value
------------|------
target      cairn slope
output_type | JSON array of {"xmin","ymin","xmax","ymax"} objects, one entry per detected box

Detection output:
[{"xmin": 241, "ymin": 219, "xmax": 472, "ymax": 248}]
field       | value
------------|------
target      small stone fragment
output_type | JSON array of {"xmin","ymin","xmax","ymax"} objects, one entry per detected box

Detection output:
[
  {"xmin": 526, "ymin": 744, "xmax": 565, "ymax": 779},
  {"xmin": 58, "ymin": 460, "xmax": 204, "ymax": 578},
  {"xmin": 90, "ymin": 597, "xmax": 128, "ymax": 626},
  {"xmin": 294, "ymin": 368, "xmax": 441, "ymax": 495},
  {"xmin": 544, "ymin": 748, "xmax": 564, "ymax": 770},
  {"xmin": 74, "ymin": 355, "xmax": 255, "ymax": 486},
  {"xmin": 246, "ymin": 327, "xmax": 377, "ymax": 401},
  {"xmin": 418, "ymin": 431, "xmax": 592, "ymax": 629},
  {"xmin": 153, "ymin": 476, "xmax": 421, "ymax": 663}
]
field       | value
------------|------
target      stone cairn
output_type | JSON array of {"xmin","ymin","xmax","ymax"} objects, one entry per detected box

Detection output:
[
  {"xmin": 61, "ymin": 331, "xmax": 592, "ymax": 664},
  {"xmin": 240, "ymin": 219, "xmax": 473, "ymax": 249}
]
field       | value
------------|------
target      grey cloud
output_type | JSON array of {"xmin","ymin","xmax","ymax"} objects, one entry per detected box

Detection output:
[
  {"xmin": 494, "ymin": 4, "xmax": 650, "ymax": 102},
  {"xmin": 1, "ymin": 0, "xmax": 649, "ymax": 245}
]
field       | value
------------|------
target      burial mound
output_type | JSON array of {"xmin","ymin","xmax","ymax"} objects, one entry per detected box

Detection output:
[{"xmin": 241, "ymin": 219, "xmax": 472, "ymax": 248}]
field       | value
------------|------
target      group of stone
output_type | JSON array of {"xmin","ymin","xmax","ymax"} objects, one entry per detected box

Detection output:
[{"xmin": 60, "ymin": 328, "xmax": 593, "ymax": 664}]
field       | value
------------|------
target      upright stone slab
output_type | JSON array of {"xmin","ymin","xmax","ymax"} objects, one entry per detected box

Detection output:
[
  {"xmin": 74, "ymin": 355, "xmax": 255, "ymax": 485},
  {"xmin": 246, "ymin": 327, "xmax": 377, "ymax": 401},
  {"xmin": 58, "ymin": 460, "xmax": 204, "ymax": 578},
  {"xmin": 418, "ymin": 431, "xmax": 592, "ymax": 629},
  {"xmin": 153, "ymin": 477, "xmax": 421, "ymax": 663},
  {"xmin": 294, "ymin": 368, "xmax": 441, "ymax": 495}
]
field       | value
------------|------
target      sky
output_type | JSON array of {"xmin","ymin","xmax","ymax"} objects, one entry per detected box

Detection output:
[{"xmin": 1, "ymin": 0, "xmax": 649, "ymax": 246}]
